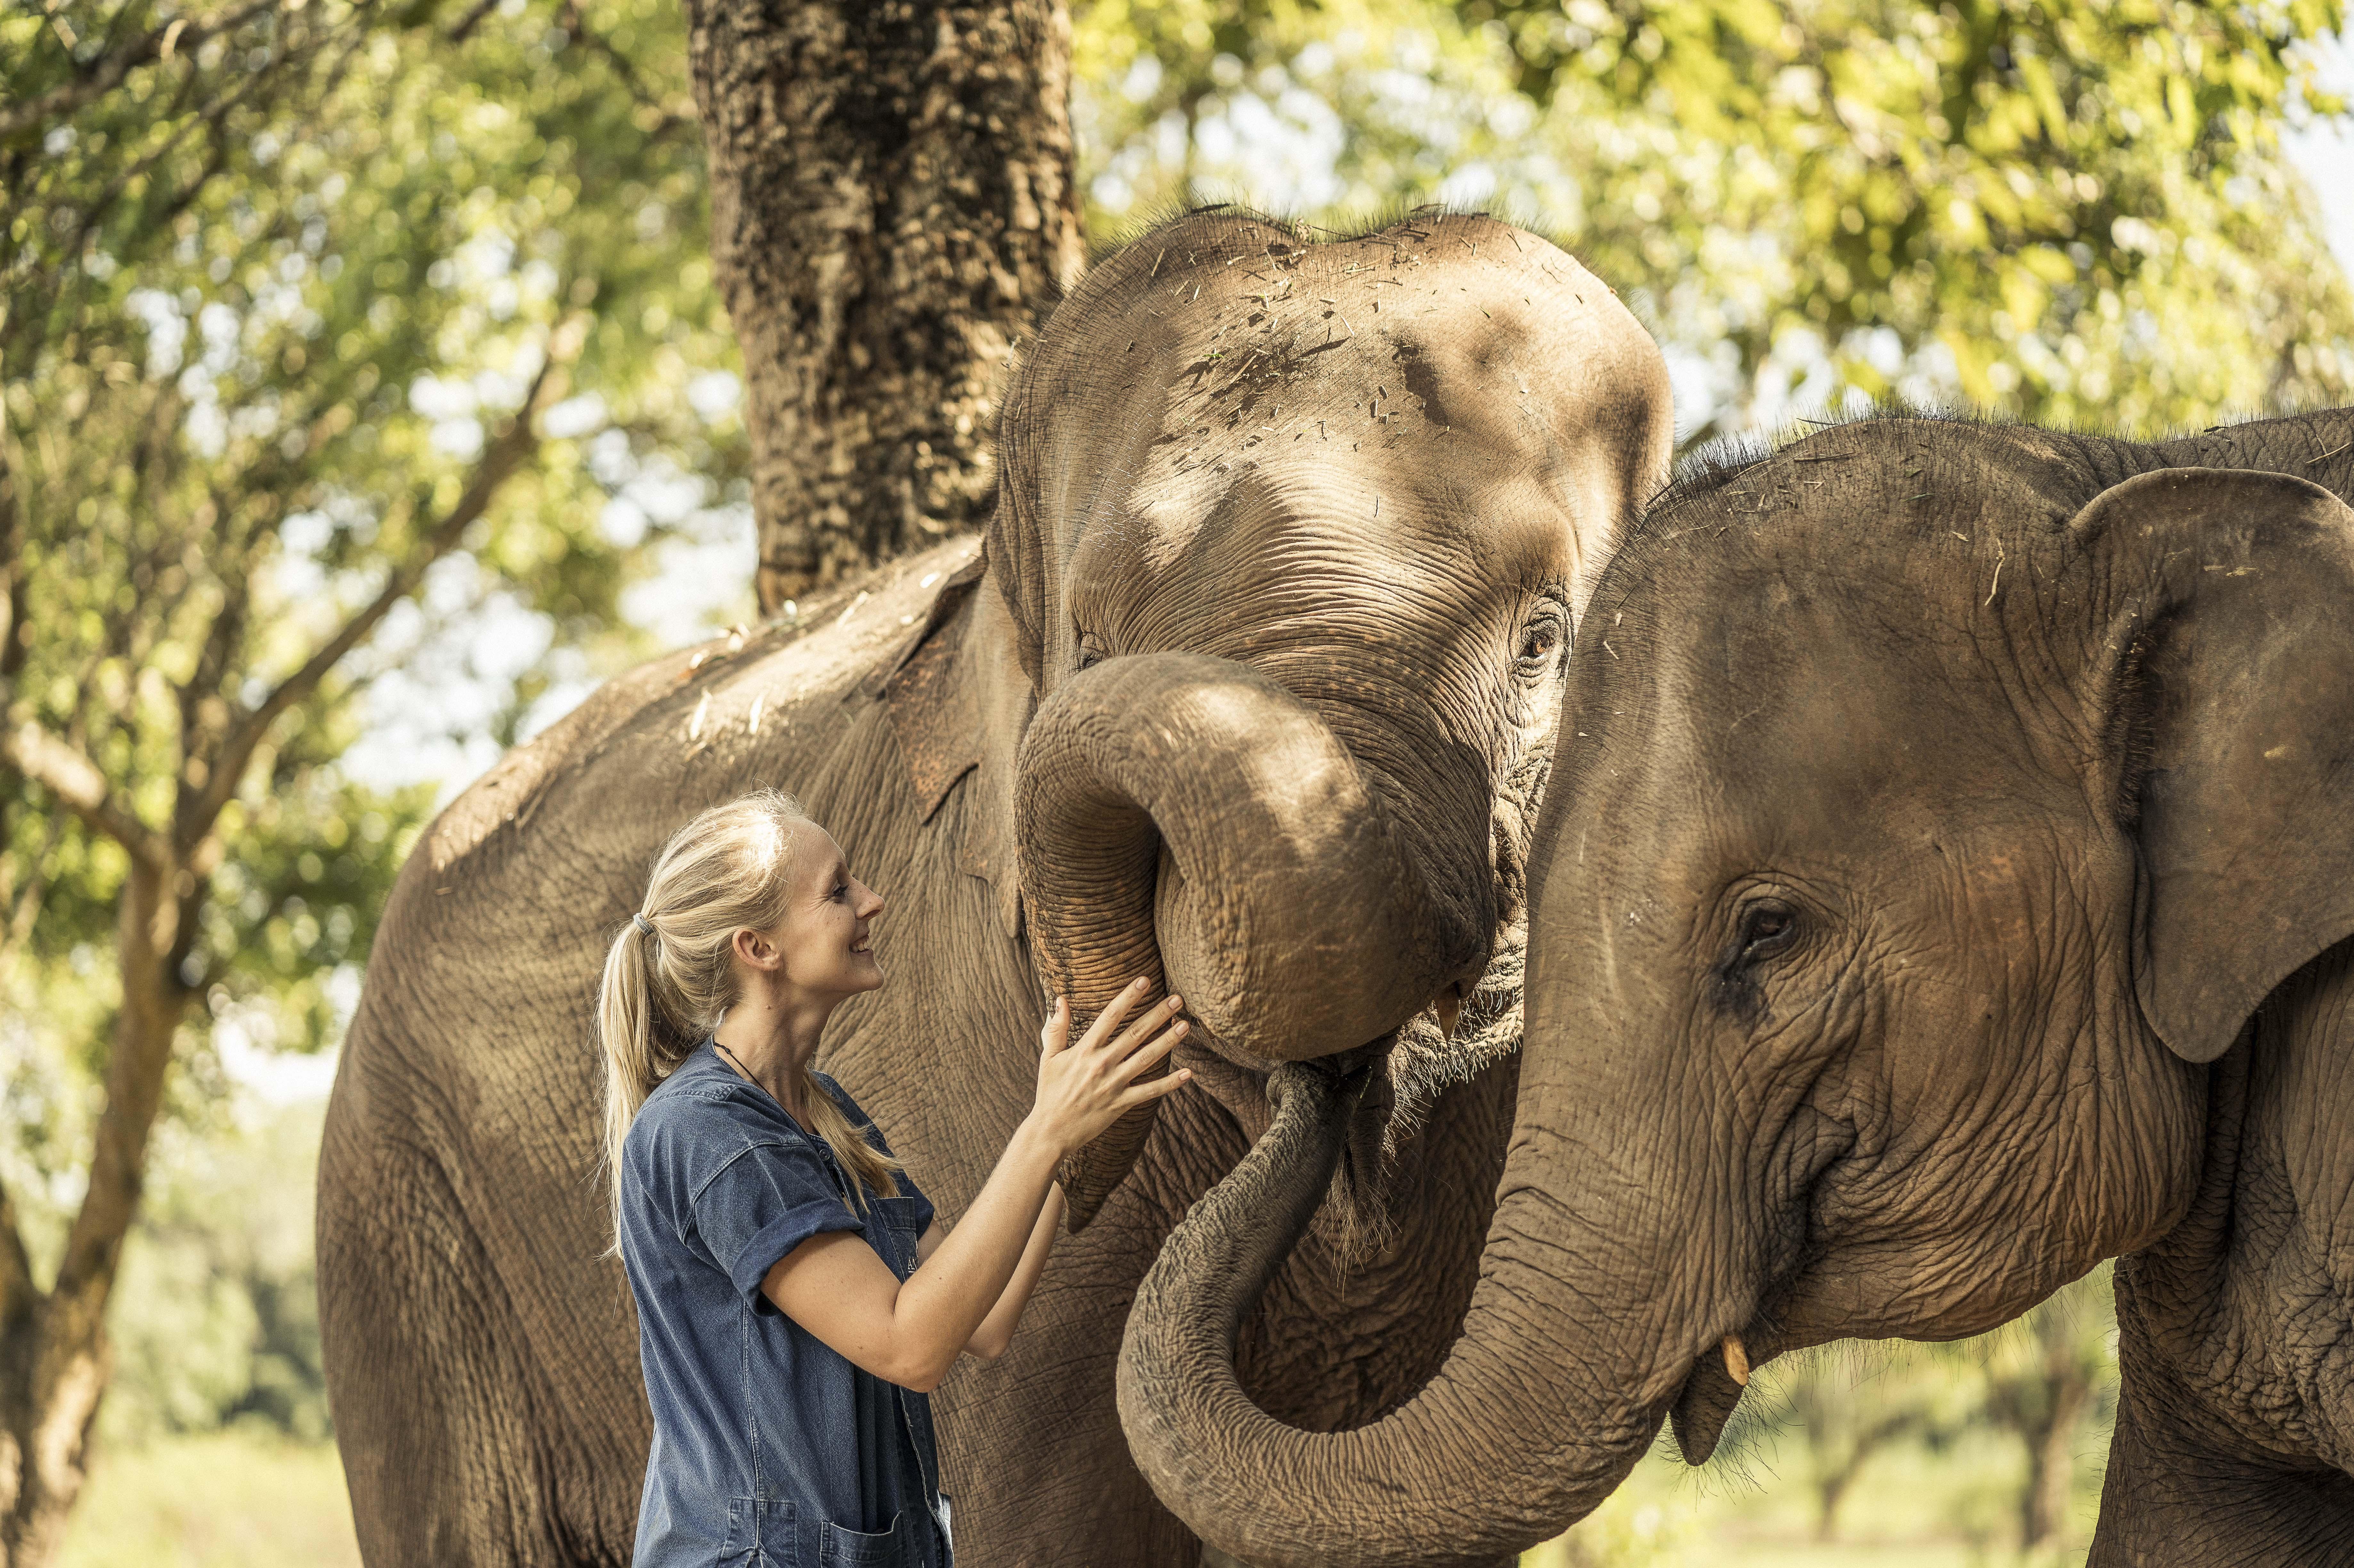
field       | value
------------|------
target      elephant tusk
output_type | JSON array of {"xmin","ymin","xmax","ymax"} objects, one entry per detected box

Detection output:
[
  {"xmin": 1721, "ymin": 1333, "xmax": 1750, "ymax": 1388},
  {"xmin": 1432, "ymin": 984, "xmax": 1463, "ymax": 1040}
]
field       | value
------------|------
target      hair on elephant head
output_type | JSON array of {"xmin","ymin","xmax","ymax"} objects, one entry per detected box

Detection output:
[
  {"xmin": 896, "ymin": 206, "xmax": 1674, "ymax": 1228},
  {"xmin": 1114, "ymin": 406, "xmax": 2354, "ymax": 1564}
]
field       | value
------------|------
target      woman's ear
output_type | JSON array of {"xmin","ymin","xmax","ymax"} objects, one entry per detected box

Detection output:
[
  {"xmin": 733, "ymin": 925, "xmax": 783, "ymax": 975},
  {"xmin": 2073, "ymin": 467, "xmax": 2354, "ymax": 1062}
]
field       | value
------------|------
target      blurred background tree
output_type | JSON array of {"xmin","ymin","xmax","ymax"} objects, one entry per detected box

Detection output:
[
  {"xmin": 0, "ymin": 0, "xmax": 741, "ymax": 1557},
  {"xmin": 2, "ymin": 0, "xmax": 2350, "ymax": 1561}
]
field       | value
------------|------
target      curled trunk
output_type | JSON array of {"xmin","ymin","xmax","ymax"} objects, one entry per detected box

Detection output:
[
  {"xmin": 1115, "ymin": 1057, "xmax": 1698, "ymax": 1566},
  {"xmin": 1016, "ymin": 652, "xmax": 1491, "ymax": 1224}
]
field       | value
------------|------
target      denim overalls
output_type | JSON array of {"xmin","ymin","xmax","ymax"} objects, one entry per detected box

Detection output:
[{"xmin": 621, "ymin": 1046, "xmax": 950, "ymax": 1567}]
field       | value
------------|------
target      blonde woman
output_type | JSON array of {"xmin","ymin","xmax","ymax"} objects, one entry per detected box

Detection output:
[{"xmin": 599, "ymin": 789, "xmax": 1191, "ymax": 1568}]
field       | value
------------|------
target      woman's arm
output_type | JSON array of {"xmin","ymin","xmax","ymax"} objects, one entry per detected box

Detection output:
[
  {"xmin": 921, "ymin": 1181, "xmax": 1064, "ymax": 1361},
  {"xmin": 762, "ymin": 983, "xmax": 1185, "ymax": 1392}
]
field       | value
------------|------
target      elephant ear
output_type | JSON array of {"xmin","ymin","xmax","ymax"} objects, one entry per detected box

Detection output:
[
  {"xmin": 880, "ymin": 549, "xmax": 1030, "ymax": 941},
  {"xmin": 2073, "ymin": 467, "xmax": 2354, "ymax": 1063}
]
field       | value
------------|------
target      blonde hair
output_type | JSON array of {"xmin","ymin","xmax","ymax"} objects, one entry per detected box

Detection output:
[{"xmin": 599, "ymin": 788, "xmax": 900, "ymax": 1251}]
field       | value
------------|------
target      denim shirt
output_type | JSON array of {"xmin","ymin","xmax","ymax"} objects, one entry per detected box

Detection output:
[{"xmin": 621, "ymin": 1045, "xmax": 950, "ymax": 1567}]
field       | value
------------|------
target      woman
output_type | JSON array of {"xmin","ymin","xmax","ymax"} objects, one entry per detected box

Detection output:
[{"xmin": 599, "ymin": 789, "xmax": 1191, "ymax": 1567}]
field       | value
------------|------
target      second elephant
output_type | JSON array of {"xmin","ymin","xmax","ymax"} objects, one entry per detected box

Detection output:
[{"xmin": 1125, "ymin": 407, "xmax": 2354, "ymax": 1566}]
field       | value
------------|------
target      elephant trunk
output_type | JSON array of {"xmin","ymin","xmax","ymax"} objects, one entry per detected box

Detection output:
[
  {"xmin": 1115, "ymin": 995, "xmax": 1746, "ymax": 1564},
  {"xmin": 1016, "ymin": 653, "xmax": 1493, "ymax": 1225}
]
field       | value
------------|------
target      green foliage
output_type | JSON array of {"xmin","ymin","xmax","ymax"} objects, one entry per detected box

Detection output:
[
  {"xmin": 102, "ymin": 1102, "xmax": 332, "ymax": 1444},
  {"xmin": 1075, "ymin": 0, "xmax": 1530, "ymax": 234},
  {"xmin": 1073, "ymin": 0, "xmax": 2354, "ymax": 437},
  {"xmin": 0, "ymin": 0, "xmax": 746, "ymax": 1425}
]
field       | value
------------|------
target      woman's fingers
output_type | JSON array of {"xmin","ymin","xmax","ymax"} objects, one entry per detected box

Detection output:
[
  {"xmin": 1038, "ymin": 995, "xmax": 1072, "ymax": 1055},
  {"xmin": 1076, "ymin": 976, "xmax": 1155, "ymax": 1052},
  {"xmin": 1106, "ymin": 994, "xmax": 1185, "ymax": 1058},
  {"xmin": 1112, "ymin": 1067, "xmax": 1194, "ymax": 1111},
  {"xmin": 1105, "ymin": 1019, "xmax": 1187, "ymax": 1084}
]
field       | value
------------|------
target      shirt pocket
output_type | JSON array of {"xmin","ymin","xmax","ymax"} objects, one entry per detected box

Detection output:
[
  {"xmin": 721, "ymin": 1497, "xmax": 798, "ymax": 1566},
  {"xmin": 819, "ymin": 1510, "xmax": 924, "ymax": 1568}
]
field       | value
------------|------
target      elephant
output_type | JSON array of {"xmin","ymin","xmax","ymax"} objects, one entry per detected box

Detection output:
[
  {"xmin": 314, "ymin": 207, "xmax": 1674, "ymax": 1565},
  {"xmin": 1116, "ymin": 405, "xmax": 2354, "ymax": 1565}
]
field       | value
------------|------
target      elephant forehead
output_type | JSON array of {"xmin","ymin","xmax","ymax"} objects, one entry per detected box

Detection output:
[{"xmin": 1106, "ymin": 425, "xmax": 1586, "ymax": 577}]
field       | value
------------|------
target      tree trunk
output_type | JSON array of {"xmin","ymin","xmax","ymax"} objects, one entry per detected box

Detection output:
[
  {"xmin": 2021, "ymin": 1363, "xmax": 2094, "ymax": 1549},
  {"xmin": 0, "ymin": 857, "xmax": 194, "ymax": 1565},
  {"xmin": 681, "ymin": 0, "xmax": 1087, "ymax": 614},
  {"xmin": 1814, "ymin": 1468, "xmax": 1849, "ymax": 1542}
]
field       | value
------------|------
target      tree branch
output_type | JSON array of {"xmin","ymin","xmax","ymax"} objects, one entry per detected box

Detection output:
[
  {"xmin": 0, "ymin": 1172, "xmax": 43, "ymax": 1339},
  {"xmin": 0, "ymin": 0, "xmax": 282, "ymax": 143},
  {"xmin": 181, "ymin": 316, "xmax": 587, "ymax": 839},
  {"xmin": 0, "ymin": 720, "xmax": 166, "ymax": 869},
  {"xmin": 55, "ymin": 42, "xmax": 282, "ymax": 268},
  {"xmin": 0, "ymin": 804, "xmax": 69, "ymax": 972},
  {"xmin": 443, "ymin": 0, "xmax": 502, "ymax": 44}
]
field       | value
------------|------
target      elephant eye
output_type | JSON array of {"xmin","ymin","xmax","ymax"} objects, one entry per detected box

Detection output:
[
  {"xmin": 1076, "ymin": 633, "xmax": 1106, "ymax": 671},
  {"xmin": 1515, "ymin": 604, "xmax": 1568, "ymax": 682},
  {"xmin": 1737, "ymin": 900, "xmax": 1799, "ymax": 963}
]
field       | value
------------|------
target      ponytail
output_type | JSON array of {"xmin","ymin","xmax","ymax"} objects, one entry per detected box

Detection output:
[
  {"xmin": 598, "ymin": 789, "xmax": 900, "ymax": 1255},
  {"xmin": 597, "ymin": 913, "xmax": 678, "ymax": 1254}
]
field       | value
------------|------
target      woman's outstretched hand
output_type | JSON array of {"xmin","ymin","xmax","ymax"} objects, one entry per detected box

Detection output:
[
  {"xmin": 765, "ymin": 976, "xmax": 1189, "ymax": 1390},
  {"xmin": 1029, "ymin": 979, "xmax": 1193, "ymax": 1156}
]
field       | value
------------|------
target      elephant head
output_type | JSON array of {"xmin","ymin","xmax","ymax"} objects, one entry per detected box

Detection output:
[
  {"xmin": 891, "ymin": 208, "xmax": 1673, "ymax": 1227},
  {"xmin": 1115, "ymin": 412, "xmax": 2354, "ymax": 1563}
]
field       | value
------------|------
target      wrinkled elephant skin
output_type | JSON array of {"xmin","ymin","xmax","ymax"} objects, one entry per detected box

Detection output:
[
  {"xmin": 315, "ymin": 210, "xmax": 1673, "ymax": 1566},
  {"xmin": 1115, "ymin": 409, "xmax": 2354, "ymax": 1567}
]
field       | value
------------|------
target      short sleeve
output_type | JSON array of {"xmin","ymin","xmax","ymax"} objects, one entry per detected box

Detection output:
[{"xmin": 689, "ymin": 1140, "xmax": 865, "ymax": 1304}]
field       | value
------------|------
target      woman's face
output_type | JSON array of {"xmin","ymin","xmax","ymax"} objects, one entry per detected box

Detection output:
[{"xmin": 749, "ymin": 826, "xmax": 887, "ymax": 999}]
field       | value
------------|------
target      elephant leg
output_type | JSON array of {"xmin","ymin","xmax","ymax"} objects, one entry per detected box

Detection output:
[
  {"xmin": 321, "ymin": 1029, "xmax": 647, "ymax": 1567},
  {"xmin": 2092, "ymin": 1371, "xmax": 2354, "ymax": 1565},
  {"xmin": 323, "ymin": 1125, "xmax": 626, "ymax": 1564}
]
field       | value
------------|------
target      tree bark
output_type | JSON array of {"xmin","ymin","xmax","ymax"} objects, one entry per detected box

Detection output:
[
  {"xmin": 681, "ymin": 0, "xmax": 1086, "ymax": 614},
  {"xmin": 2022, "ymin": 1362, "xmax": 2094, "ymax": 1549}
]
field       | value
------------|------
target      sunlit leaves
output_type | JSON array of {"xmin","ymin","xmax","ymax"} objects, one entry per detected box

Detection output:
[
  {"xmin": 0, "ymin": 0, "xmax": 744, "ymax": 1216},
  {"xmin": 1074, "ymin": 0, "xmax": 2354, "ymax": 438}
]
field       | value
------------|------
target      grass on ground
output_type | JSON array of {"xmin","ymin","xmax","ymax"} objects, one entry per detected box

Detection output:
[
  {"xmin": 54, "ymin": 1427, "xmax": 2092, "ymax": 1567},
  {"xmin": 60, "ymin": 1430, "xmax": 360, "ymax": 1568}
]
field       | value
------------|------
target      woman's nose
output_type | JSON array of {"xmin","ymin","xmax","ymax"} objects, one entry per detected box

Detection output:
[{"xmin": 858, "ymin": 883, "xmax": 884, "ymax": 919}]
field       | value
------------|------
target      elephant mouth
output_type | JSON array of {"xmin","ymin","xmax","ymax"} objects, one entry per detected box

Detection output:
[
  {"xmin": 1382, "ymin": 910, "xmax": 1526, "ymax": 1146},
  {"xmin": 1667, "ymin": 1340, "xmax": 1750, "ymax": 1465}
]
